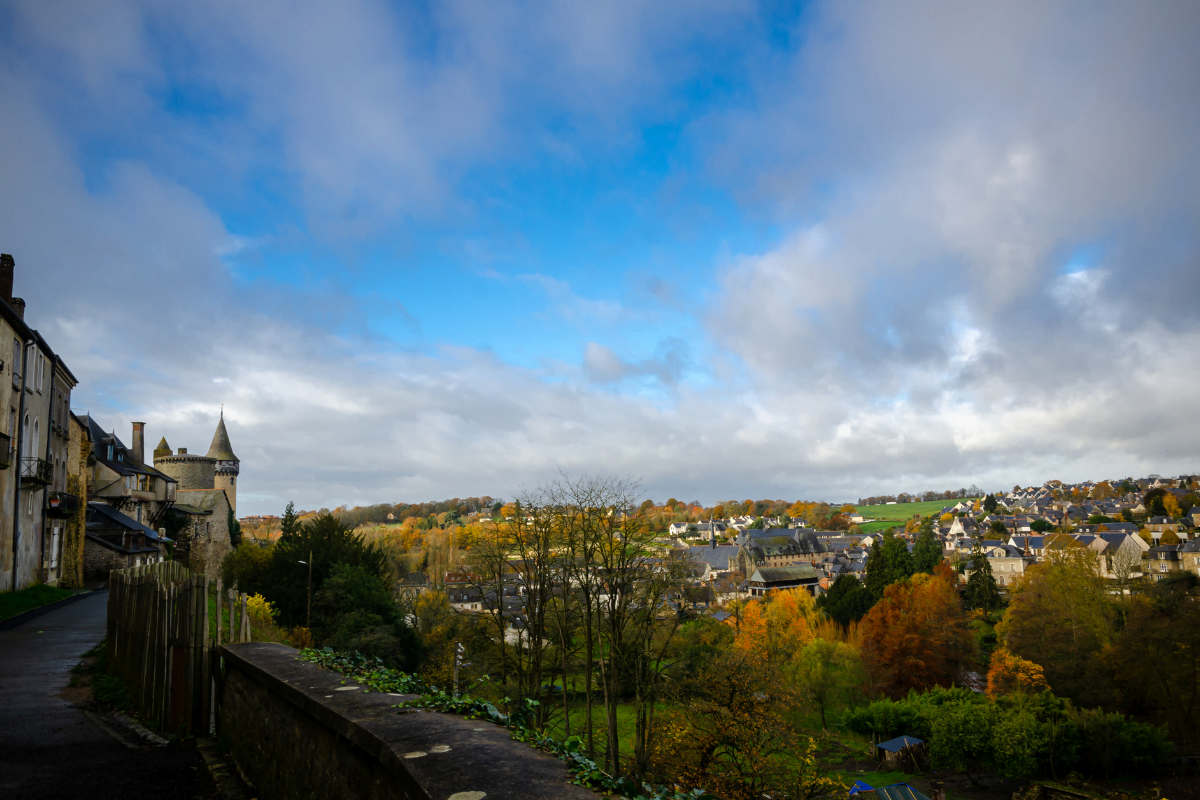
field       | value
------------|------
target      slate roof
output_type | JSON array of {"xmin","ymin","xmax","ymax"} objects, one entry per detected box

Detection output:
[
  {"xmin": 87, "ymin": 501, "xmax": 172, "ymax": 542},
  {"xmin": 79, "ymin": 414, "xmax": 177, "ymax": 483},
  {"xmin": 869, "ymin": 784, "xmax": 934, "ymax": 800},
  {"xmin": 688, "ymin": 545, "xmax": 740, "ymax": 571},
  {"xmin": 207, "ymin": 415, "xmax": 239, "ymax": 461},
  {"xmin": 749, "ymin": 565, "xmax": 821, "ymax": 583},
  {"xmin": 877, "ymin": 735, "xmax": 924, "ymax": 752}
]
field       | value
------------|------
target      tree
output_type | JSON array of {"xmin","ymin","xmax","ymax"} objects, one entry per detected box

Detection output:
[
  {"xmin": 912, "ymin": 524, "xmax": 943, "ymax": 573},
  {"xmin": 860, "ymin": 567, "xmax": 975, "ymax": 698},
  {"xmin": 985, "ymin": 647, "xmax": 1049, "ymax": 698},
  {"xmin": 748, "ymin": 517, "xmax": 765, "ymax": 530},
  {"xmin": 655, "ymin": 649, "xmax": 844, "ymax": 800},
  {"xmin": 312, "ymin": 563, "xmax": 421, "ymax": 670},
  {"xmin": 816, "ymin": 574, "xmax": 874, "ymax": 627},
  {"xmin": 1144, "ymin": 488, "xmax": 1169, "ymax": 518},
  {"xmin": 227, "ymin": 506, "xmax": 242, "ymax": 547},
  {"xmin": 1161, "ymin": 529, "xmax": 1181, "ymax": 545},
  {"xmin": 281, "ymin": 501, "xmax": 301, "ymax": 537},
  {"xmin": 930, "ymin": 701, "xmax": 999, "ymax": 785},
  {"xmin": 964, "ymin": 542, "xmax": 1001, "ymax": 612},
  {"xmin": 984, "ymin": 494, "xmax": 999, "ymax": 513},
  {"xmin": 1030, "ymin": 519, "xmax": 1053, "ymax": 533},
  {"xmin": 990, "ymin": 520, "xmax": 1008, "ymax": 535},
  {"xmin": 794, "ymin": 639, "xmax": 861, "ymax": 730},
  {"xmin": 865, "ymin": 531, "xmax": 915, "ymax": 600},
  {"xmin": 997, "ymin": 548, "xmax": 1114, "ymax": 707},
  {"xmin": 260, "ymin": 512, "xmax": 392, "ymax": 629}
]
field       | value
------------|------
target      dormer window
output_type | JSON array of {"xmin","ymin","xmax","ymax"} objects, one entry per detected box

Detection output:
[{"xmin": 107, "ymin": 445, "xmax": 114, "ymax": 460}]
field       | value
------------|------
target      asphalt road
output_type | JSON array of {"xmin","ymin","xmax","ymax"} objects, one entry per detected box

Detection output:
[{"xmin": 0, "ymin": 591, "xmax": 218, "ymax": 800}]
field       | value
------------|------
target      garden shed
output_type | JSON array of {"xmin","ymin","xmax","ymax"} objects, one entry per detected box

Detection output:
[{"xmin": 875, "ymin": 735, "xmax": 927, "ymax": 770}]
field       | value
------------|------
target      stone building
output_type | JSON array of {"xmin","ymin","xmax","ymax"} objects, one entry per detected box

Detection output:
[
  {"xmin": 0, "ymin": 253, "xmax": 79, "ymax": 591},
  {"xmin": 154, "ymin": 413, "xmax": 241, "ymax": 578},
  {"xmin": 79, "ymin": 416, "xmax": 178, "ymax": 578}
]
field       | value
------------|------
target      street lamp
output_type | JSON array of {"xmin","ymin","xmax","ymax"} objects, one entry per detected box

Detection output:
[{"xmin": 298, "ymin": 551, "xmax": 313, "ymax": 635}]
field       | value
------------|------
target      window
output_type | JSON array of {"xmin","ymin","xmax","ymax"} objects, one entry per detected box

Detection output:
[
  {"xmin": 106, "ymin": 444, "xmax": 114, "ymax": 460},
  {"xmin": 10, "ymin": 339, "xmax": 18, "ymax": 386}
]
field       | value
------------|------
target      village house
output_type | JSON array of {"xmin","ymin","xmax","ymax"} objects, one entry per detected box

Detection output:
[{"xmin": 0, "ymin": 254, "xmax": 80, "ymax": 591}]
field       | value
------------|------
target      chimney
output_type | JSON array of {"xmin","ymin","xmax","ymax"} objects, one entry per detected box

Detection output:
[
  {"xmin": 178, "ymin": 447, "xmax": 187, "ymax": 455},
  {"xmin": 131, "ymin": 422, "xmax": 146, "ymax": 464},
  {"xmin": 0, "ymin": 254, "xmax": 12, "ymax": 304},
  {"xmin": 10, "ymin": 297, "xmax": 24, "ymax": 319}
]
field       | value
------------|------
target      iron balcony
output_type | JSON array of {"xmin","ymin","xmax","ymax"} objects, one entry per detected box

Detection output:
[{"xmin": 20, "ymin": 456, "xmax": 53, "ymax": 487}]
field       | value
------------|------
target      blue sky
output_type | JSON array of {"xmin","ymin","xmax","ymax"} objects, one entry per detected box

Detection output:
[{"xmin": 2, "ymin": 1, "xmax": 1199, "ymax": 514}]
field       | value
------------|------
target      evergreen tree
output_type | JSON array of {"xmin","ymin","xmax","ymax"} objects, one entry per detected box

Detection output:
[
  {"xmin": 227, "ymin": 505, "xmax": 242, "ymax": 547},
  {"xmin": 865, "ymin": 531, "xmax": 916, "ymax": 600},
  {"xmin": 912, "ymin": 523, "xmax": 943, "ymax": 573},
  {"xmin": 963, "ymin": 541, "xmax": 1001, "ymax": 611},
  {"xmin": 281, "ymin": 500, "xmax": 302, "ymax": 536},
  {"xmin": 983, "ymin": 494, "xmax": 998, "ymax": 513},
  {"xmin": 816, "ymin": 574, "xmax": 875, "ymax": 626}
]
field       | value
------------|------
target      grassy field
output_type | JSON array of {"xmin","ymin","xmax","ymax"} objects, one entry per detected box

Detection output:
[
  {"xmin": 854, "ymin": 498, "xmax": 976, "ymax": 521},
  {"xmin": 0, "ymin": 584, "xmax": 77, "ymax": 621}
]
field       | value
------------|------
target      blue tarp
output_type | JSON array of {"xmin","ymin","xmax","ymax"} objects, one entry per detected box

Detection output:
[
  {"xmin": 876, "ymin": 735, "xmax": 924, "ymax": 752},
  {"xmin": 849, "ymin": 780, "xmax": 876, "ymax": 794}
]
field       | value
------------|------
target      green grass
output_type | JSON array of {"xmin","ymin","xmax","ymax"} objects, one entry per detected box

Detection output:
[
  {"xmin": 855, "ymin": 520, "xmax": 903, "ymax": 534},
  {"xmin": 0, "ymin": 584, "xmax": 77, "ymax": 621},
  {"xmin": 833, "ymin": 769, "xmax": 921, "ymax": 788},
  {"xmin": 854, "ymin": 498, "xmax": 977, "ymax": 521}
]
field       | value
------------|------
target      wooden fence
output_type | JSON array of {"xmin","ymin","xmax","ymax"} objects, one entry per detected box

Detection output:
[{"xmin": 106, "ymin": 561, "xmax": 253, "ymax": 736}]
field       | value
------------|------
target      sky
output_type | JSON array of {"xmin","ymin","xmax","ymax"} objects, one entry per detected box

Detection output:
[{"xmin": 1, "ymin": 1, "xmax": 1198, "ymax": 515}]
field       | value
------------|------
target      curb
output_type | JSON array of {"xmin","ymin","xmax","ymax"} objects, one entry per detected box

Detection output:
[{"xmin": 0, "ymin": 590, "xmax": 102, "ymax": 631}]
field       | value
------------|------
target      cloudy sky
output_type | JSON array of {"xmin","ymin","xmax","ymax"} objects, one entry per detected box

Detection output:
[{"xmin": 2, "ymin": 1, "xmax": 1198, "ymax": 514}]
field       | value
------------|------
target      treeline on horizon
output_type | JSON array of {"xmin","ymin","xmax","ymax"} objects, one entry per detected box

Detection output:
[{"xmin": 311, "ymin": 485, "xmax": 998, "ymax": 531}]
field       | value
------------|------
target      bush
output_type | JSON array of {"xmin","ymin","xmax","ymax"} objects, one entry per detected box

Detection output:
[
  {"xmin": 312, "ymin": 563, "xmax": 422, "ymax": 671},
  {"xmin": 221, "ymin": 540, "xmax": 274, "ymax": 592}
]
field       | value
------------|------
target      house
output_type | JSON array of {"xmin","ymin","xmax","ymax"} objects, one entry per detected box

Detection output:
[
  {"xmin": 1146, "ymin": 545, "xmax": 1183, "ymax": 580},
  {"xmin": 84, "ymin": 501, "xmax": 170, "ymax": 577},
  {"xmin": 0, "ymin": 253, "xmax": 80, "ymax": 591},
  {"xmin": 1143, "ymin": 516, "xmax": 1185, "ymax": 542},
  {"xmin": 1180, "ymin": 539, "xmax": 1200, "ymax": 577},
  {"xmin": 746, "ymin": 565, "xmax": 821, "ymax": 597}
]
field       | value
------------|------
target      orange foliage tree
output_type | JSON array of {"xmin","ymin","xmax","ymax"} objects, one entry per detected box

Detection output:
[
  {"xmin": 985, "ymin": 646, "xmax": 1049, "ymax": 699},
  {"xmin": 859, "ymin": 564, "xmax": 974, "ymax": 698},
  {"xmin": 734, "ymin": 589, "xmax": 818, "ymax": 660}
]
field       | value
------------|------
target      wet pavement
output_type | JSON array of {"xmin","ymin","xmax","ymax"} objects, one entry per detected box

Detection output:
[{"xmin": 0, "ymin": 591, "xmax": 218, "ymax": 799}]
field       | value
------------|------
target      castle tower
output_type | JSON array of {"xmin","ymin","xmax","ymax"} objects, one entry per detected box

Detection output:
[{"xmin": 207, "ymin": 410, "xmax": 240, "ymax": 514}]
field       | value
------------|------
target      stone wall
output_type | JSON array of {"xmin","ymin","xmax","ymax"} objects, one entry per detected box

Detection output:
[
  {"xmin": 173, "ymin": 512, "xmax": 231, "ymax": 580},
  {"xmin": 218, "ymin": 642, "xmax": 598, "ymax": 800},
  {"xmin": 154, "ymin": 454, "xmax": 216, "ymax": 492}
]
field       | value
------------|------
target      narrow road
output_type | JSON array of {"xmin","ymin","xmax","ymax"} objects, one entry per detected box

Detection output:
[{"xmin": 0, "ymin": 592, "xmax": 217, "ymax": 799}]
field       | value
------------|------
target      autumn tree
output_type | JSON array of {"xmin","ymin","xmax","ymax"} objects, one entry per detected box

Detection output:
[
  {"xmin": 860, "ymin": 566, "xmax": 974, "ymax": 698},
  {"xmin": 654, "ymin": 648, "xmax": 844, "ymax": 800},
  {"xmin": 996, "ymin": 548, "xmax": 1114, "ymax": 707},
  {"xmin": 985, "ymin": 647, "xmax": 1049, "ymax": 698}
]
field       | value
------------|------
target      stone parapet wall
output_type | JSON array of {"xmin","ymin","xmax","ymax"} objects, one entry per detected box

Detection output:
[{"xmin": 218, "ymin": 642, "xmax": 598, "ymax": 800}]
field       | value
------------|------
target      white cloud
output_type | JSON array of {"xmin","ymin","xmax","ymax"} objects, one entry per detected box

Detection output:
[{"xmin": 3, "ymin": 1, "xmax": 1199, "ymax": 514}]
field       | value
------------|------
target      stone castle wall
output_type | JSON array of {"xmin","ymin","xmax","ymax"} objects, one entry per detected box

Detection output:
[
  {"xmin": 155, "ymin": 455, "xmax": 216, "ymax": 492},
  {"xmin": 214, "ymin": 471, "xmax": 237, "ymax": 514},
  {"xmin": 174, "ymin": 511, "xmax": 231, "ymax": 580}
]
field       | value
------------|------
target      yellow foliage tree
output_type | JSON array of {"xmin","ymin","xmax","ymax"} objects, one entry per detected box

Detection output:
[
  {"xmin": 1164, "ymin": 494, "xmax": 1182, "ymax": 518},
  {"xmin": 734, "ymin": 589, "xmax": 818, "ymax": 661},
  {"xmin": 986, "ymin": 646, "xmax": 1049, "ymax": 698}
]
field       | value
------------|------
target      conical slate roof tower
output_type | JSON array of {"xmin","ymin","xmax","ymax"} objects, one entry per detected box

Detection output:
[{"xmin": 208, "ymin": 409, "xmax": 240, "ymax": 514}]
